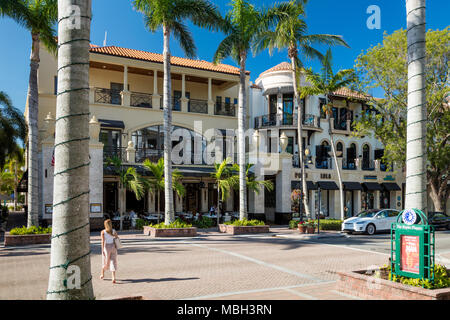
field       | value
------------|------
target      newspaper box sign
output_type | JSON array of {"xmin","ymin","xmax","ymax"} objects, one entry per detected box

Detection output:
[
  {"xmin": 391, "ymin": 209, "xmax": 435, "ymax": 281},
  {"xmin": 400, "ymin": 235, "xmax": 420, "ymax": 274}
]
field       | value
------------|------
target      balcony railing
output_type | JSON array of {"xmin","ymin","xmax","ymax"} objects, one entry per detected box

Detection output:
[
  {"xmin": 103, "ymin": 147, "xmax": 127, "ymax": 162},
  {"xmin": 342, "ymin": 158, "xmax": 357, "ymax": 170},
  {"xmin": 315, "ymin": 157, "xmax": 333, "ymax": 169},
  {"xmin": 303, "ymin": 114, "xmax": 321, "ymax": 128},
  {"xmin": 362, "ymin": 160, "xmax": 375, "ymax": 171},
  {"xmin": 95, "ymin": 88, "xmax": 122, "ymax": 105},
  {"xmin": 215, "ymin": 103, "xmax": 236, "ymax": 117},
  {"xmin": 135, "ymin": 149, "xmax": 164, "ymax": 164},
  {"xmin": 130, "ymin": 92, "xmax": 152, "ymax": 108},
  {"xmin": 254, "ymin": 113, "xmax": 321, "ymax": 130},
  {"xmin": 189, "ymin": 99, "xmax": 208, "ymax": 114}
]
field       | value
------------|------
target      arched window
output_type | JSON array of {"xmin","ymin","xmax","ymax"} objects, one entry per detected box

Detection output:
[
  {"xmin": 336, "ymin": 142, "xmax": 343, "ymax": 157},
  {"xmin": 362, "ymin": 144, "xmax": 370, "ymax": 170}
]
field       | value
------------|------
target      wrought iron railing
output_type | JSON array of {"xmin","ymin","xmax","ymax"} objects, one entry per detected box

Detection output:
[
  {"xmin": 189, "ymin": 99, "xmax": 208, "ymax": 114},
  {"xmin": 130, "ymin": 92, "xmax": 152, "ymax": 108},
  {"xmin": 342, "ymin": 158, "xmax": 357, "ymax": 170},
  {"xmin": 135, "ymin": 149, "xmax": 164, "ymax": 164},
  {"xmin": 103, "ymin": 147, "xmax": 127, "ymax": 162},
  {"xmin": 362, "ymin": 159, "xmax": 375, "ymax": 171},
  {"xmin": 315, "ymin": 157, "xmax": 332, "ymax": 169},
  {"xmin": 95, "ymin": 88, "xmax": 122, "ymax": 105},
  {"xmin": 215, "ymin": 103, "xmax": 236, "ymax": 117},
  {"xmin": 172, "ymin": 97, "xmax": 181, "ymax": 111},
  {"xmin": 302, "ymin": 114, "xmax": 321, "ymax": 128}
]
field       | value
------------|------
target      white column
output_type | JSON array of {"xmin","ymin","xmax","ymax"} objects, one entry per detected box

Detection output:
[
  {"xmin": 374, "ymin": 190, "xmax": 381, "ymax": 209},
  {"xmin": 152, "ymin": 69, "xmax": 161, "ymax": 109},
  {"xmin": 121, "ymin": 65, "xmax": 130, "ymax": 106},
  {"xmin": 180, "ymin": 73, "xmax": 189, "ymax": 112},
  {"xmin": 354, "ymin": 190, "xmax": 362, "ymax": 215},
  {"xmin": 310, "ymin": 190, "xmax": 316, "ymax": 219},
  {"xmin": 89, "ymin": 116, "xmax": 104, "ymax": 219},
  {"xmin": 276, "ymin": 154, "xmax": 293, "ymax": 223},
  {"xmin": 200, "ymin": 187, "xmax": 208, "ymax": 213},
  {"xmin": 148, "ymin": 192, "xmax": 155, "ymax": 214},
  {"xmin": 208, "ymin": 78, "xmax": 214, "ymax": 115}
]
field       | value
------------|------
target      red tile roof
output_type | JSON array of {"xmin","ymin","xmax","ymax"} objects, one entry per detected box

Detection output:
[
  {"xmin": 258, "ymin": 62, "xmax": 292, "ymax": 78},
  {"xmin": 89, "ymin": 45, "xmax": 247, "ymax": 76},
  {"xmin": 331, "ymin": 87, "xmax": 371, "ymax": 100}
]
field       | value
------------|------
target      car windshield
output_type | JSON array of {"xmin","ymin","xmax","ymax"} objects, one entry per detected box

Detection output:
[{"xmin": 357, "ymin": 211, "xmax": 377, "ymax": 218}]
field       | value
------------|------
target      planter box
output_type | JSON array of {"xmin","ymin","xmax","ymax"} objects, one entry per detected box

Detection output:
[
  {"xmin": 4, "ymin": 233, "xmax": 51, "ymax": 246},
  {"xmin": 143, "ymin": 226, "xmax": 197, "ymax": 238},
  {"xmin": 219, "ymin": 224, "xmax": 270, "ymax": 235},
  {"xmin": 336, "ymin": 270, "xmax": 450, "ymax": 300}
]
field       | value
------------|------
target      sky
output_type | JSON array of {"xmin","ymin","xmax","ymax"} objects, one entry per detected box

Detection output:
[{"xmin": 0, "ymin": 0, "xmax": 449, "ymax": 113}]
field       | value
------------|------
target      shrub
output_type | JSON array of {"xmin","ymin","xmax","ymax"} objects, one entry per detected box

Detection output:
[
  {"xmin": 149, "ymin": 218, "xmax": 192, "ymax": 229},
  {"xmin": 318, "ymin": 219, "xmax": 342, "ymax": 231},
  {"xmin": 224, "ymin": 218, "xmax": 265, "ymax": 227},
  {"xmin": 135, "ymin": 219, "xmax": 149, "ymax": 230},
  {"xmin": 386, "ymin": 264, "xmax": 450, "ymax": 289},
  {"xmin": 194, "ymin": 216, "xmax": 214, "ymax": 229},
  {"xmin": 10, "ymin": 226, "xmax": 52, "ymax": 235},
  {"xmin": 289, "ymin": 220, "xmax": 300, "ymax": 229}
]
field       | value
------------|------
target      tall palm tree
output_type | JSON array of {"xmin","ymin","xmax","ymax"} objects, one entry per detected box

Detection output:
[
  {"xmin": 107, "ymin": 156, "xmax": 145, "ymax": 230},
  {"xmin": 133, "ymin": 0, "xmax": 221, "ymax": 225},
  {"xmin": 211, "ymin": 157, "xmax": 238, "ymax": 227},
  {"xmin": 405, "ymin": 0, "xmax": 427, "ymax": 213},
  {"xmin": 0, "ymin": 91, "xmax": 26, "ymax": 170},
  {"xmin": 47, "ymin": 0, "xmax": 93, "ymax": 300},
  {"xmin": 213, "ymin": 0, "xmax": 283, "ymax": 221},
  {"xmin": 299, "ymin": 49, "xmax": 355, "ymax": 220},
  {"xmin": 0, "ymin": 0, "xmax": 57, "ymax": 227},
  {"xmin": 3, "ymin": 148, "xmax": 25, "ymax": 210},
  {"xmin": 143, "ymin": 157, "xmax": 185, "ymax": 224},
  {"xmin": 253, "ymin": 0, "xmax": 349, "ymax": 219}
]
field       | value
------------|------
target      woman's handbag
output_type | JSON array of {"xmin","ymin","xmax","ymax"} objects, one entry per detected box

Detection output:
[{"xmin": 114, "ymin": 236, "xmax": 123, "ymax": 249}]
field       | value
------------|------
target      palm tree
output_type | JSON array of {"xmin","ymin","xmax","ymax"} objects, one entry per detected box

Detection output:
[
  {"xmin": 211, "ymin": 158, "xmax": 238, "ymax": 227},
  {"xmin": 405, "ymin": 0, "xmax": 427, "ymax": 213},
  {"xmin": 133, "ymin": 0, "xmax": 221, "ymax": 225},
  {"xmin": 0, "ymin": 91, "xmax": 26, "ymax": 171},
  {"xmin": 299, "ymin": 48, "xmax": 355, "ymax": 220},
  {"xmin": 1, "ymin": 0, "xmax": 57, "ymax": 227},
  {"xmin": 107, "ymin": 156, "xmax": 145, "ymax": 230},
  {"xmin": 2, "ymin": 148, "xmax": 25, "ymax": 210},
  {"xmin": 253, "ymin": 0, "xmax": 349, "ymax": 219},
  {"xmin": 142, "ymin": 158, "xmax": 185, "ymax": 224},
  {"xmin": 47, "ymin": 0, "xmax": 92, "ymax": 300},
  {"xmin": 244, "ymin": 163, "xmax": 274, "ymax": 196},
  {"xmin": 213, "ymin": 0, "xmax": 283, "ymax": 221}
]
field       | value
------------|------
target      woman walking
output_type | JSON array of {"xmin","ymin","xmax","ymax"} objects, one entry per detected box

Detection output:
[{"xmin": 100, "ymin": 219, "xmax": 119, "ymax": 283}]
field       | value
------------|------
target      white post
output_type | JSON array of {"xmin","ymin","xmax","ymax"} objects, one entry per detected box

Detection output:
[
  {"xmin": 152, "ymin": 69, "xmax": 161, "ymax": 109},
  {"xmin": 180, "ymin": 73, "xmax": 189, "ymax": 112},
  {"xmin": 208, "ymin": 78, "xmax": 214, "ymax": 115},
  {"xmin": 121, "ymin": 65, "xmax": 130, "ymax": 106}
]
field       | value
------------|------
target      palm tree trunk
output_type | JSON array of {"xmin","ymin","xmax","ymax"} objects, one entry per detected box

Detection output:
[
  {"xmin": 162, "ymin": 25, "xmax": 175, "ymax": 225},
  {"xmin": 26, "ymin": 32, "xmax": 40, "ymax": 227},
  {"xmin": 157, "ymin": 191, "xmax": 160, "ymax": 224},
  {"xmin": 217, "ymin": 187, "xmax": 220, "ymax": 228},
  {"xmin": 47, "ymin": 0, "xmax": 93, "ymax": 300},
  {"xmin": 327, "ymin": 98, "xmax": 344, "ymax": 220},
  {"xmin": 238, "ymin": 51, "xmax": 247, "ymax": 221},
  {"xmin": 14, "ymin": 163, "xmax": 18, "ymax": 211},
  {"xmin": 290, "ymin": 54, "xmax": 311, "ymax": 218},
  {"xmin": 405, "ymin": 0, "xmax": 427, "ymax": 213}
]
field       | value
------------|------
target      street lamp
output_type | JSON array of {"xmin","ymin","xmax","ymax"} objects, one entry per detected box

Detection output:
[{"xmin": 317, "ymin": 186, "xmax": 321, "ymax": 234}]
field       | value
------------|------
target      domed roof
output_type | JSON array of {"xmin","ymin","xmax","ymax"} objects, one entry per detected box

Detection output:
[{"xmin": 258, "ymin": 62, "xmax": 292, "ymax": 78}]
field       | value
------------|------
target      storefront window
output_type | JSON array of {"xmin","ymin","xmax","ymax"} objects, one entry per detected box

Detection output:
[
  {"xmin": 361, "ymin": 191, "xmax": 374, "ymax": 210},
  {"xmin": 380, "ymin": 191, "xmax": 390, "ymax": 209}
]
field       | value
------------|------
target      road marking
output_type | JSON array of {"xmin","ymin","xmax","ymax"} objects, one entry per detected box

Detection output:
[
  {"xmin": 180, "ymin": 281, "xmax": 336, "ymax": 300},
  {"xmin": 298, "ymin": 239, "xmax": 390, "ymax": 256},
  {"xmin": 330, "ymin": 290, "xmax": 363, "ymax": 300},
  {"xmin": 283, "ymin": 288, "xmax": 318, "ymax": 300},
  {"xmin": 188, "ymin": 242, "xmax": 325, "ymax": 283}
]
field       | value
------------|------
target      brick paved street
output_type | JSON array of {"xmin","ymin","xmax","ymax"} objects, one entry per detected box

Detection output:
[{"xmin": 1, "ymin": 227, "xmax": 449, "ymax": 300}]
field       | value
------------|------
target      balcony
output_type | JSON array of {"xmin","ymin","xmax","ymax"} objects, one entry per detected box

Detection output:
[
  {"xmin": 103, "ymin": 146, "xmax": 127, "ymax": 162},
  {"xmin": 135, "ymin": 149, "xmax": 164, "ymax": 164},
  {"xmin": 316, "ymin": 158, "xmax": 333, "ymax": 170},
  {"xmin": 254, "ymin": 113, "xmax": 322, "ymax": 130},
  {"xmin": 189, "ymin": 99, "xmax": 208, "ymax": 114},
  {"xmin": 342, "ymin": 158, "xmax": 357, "ymax": 170},
  {"xmin": 94, "ymin": 88, "xmax": 122, "ymax": 105},
  {"xmin": 215, "ymin": 102, "xmax": 236, "ymax": 117},
  {"xmin": 130, "ymin": 92, "xmax": 152, "ymax": 108},
  {"xmin": 362, "ymin": 160, "xmax": 375, "ymax": 171}
]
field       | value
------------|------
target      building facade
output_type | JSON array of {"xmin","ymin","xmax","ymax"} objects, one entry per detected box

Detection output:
[{"xmin": 29, "ymin": 46, "xmax": 447, "ymax": 227}]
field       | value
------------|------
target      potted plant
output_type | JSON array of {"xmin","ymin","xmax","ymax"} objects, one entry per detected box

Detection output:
[
  {"xmin": 298, "ymin": 221, "xmax": 307, "ymax": 233},
  {"xmin": 306, "ymin": 220, "xmax": 316, "ymax": 234}
]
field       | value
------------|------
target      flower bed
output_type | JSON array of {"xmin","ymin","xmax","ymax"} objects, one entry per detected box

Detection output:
[
  {"xmin": 143, "ymin": 226, "xmax": 197, "ymax": 238},
  {"xmin": 336, "ymin": 265, "xmax": 450, "ymax": 300},
  {"xmin": 4, "ymin": 226, "xmax": 52, "ymax": 246},
  {"xmin": 220, "ymin": 219, "xmax": 269, "ymax": 235}
]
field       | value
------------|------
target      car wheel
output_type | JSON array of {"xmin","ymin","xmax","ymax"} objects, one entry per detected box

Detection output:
[{"xmin": 366, "ymin": 224, "xmax": 376, "ymax": 235}]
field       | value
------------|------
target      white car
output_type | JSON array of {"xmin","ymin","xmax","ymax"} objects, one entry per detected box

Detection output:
[{"xmin": 341, "ymin": 209, "xmax": 400, "ymax": 235}]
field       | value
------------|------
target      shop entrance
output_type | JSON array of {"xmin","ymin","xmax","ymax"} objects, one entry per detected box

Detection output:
[
  {"xmin": 184, "ymin": 183, "xmax": 200, "ymax": 214},
  {"xmin": 103, "ymin": 182, "xmax": 118, "ymax": 216}
]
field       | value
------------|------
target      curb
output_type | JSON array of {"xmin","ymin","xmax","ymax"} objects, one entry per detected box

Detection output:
[{"xmin": 275, "ymin": 233, "xmax": 346, "ymax": 240}]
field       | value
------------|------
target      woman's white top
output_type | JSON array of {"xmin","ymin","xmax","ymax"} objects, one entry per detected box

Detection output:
[{"xmin": 104, "ymin": 230, "xmax": 116, "ymax": 244}]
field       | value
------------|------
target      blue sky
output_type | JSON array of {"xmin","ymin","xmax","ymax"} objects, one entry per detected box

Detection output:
[{"xmin": 0, "ymin": 0, "xmax": 449, "ymax": 112}]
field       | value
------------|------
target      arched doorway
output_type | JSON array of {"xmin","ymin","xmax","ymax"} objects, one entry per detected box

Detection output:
[{"xmin": 362, "ymin": 144, "xmax": 370, "ymax": 170}]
